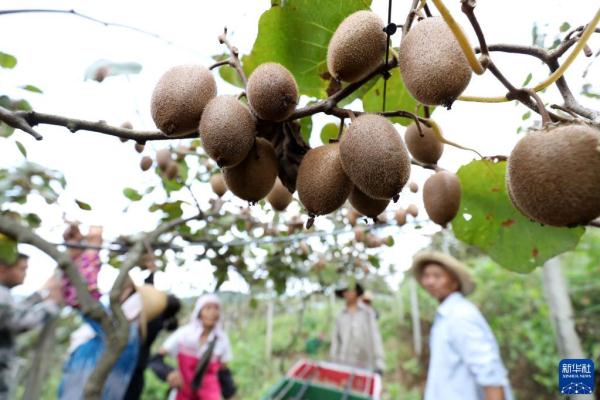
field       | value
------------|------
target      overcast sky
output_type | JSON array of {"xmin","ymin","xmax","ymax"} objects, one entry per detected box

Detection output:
[{"xmin": 1, "ymin": 0, "xmax": 598, "ymax": 297}]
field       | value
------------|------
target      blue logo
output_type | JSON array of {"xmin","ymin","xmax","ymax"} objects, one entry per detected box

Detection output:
[{"xmin": 559, "ymin": 359, "xmax": 595, "ymax": 395}]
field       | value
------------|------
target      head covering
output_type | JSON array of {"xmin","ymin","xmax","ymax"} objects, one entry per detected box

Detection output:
[
  {"xmin": 411, "ymin": 250, "xmax": 476, "ymax": 296},
  {"xmin": 361, "ymin": 290, "xmax": 373, "ymax": 302},
  {"xmin": 190, "ymin": 294, "xmax": 221, "ymax": 328},
  {"xmin": 335, "ymin": 282, "xmax": 365, "ymax": 298},
  {"xmin": 137, "ymin": 284, "xmax": 169, "ymax": 339}
]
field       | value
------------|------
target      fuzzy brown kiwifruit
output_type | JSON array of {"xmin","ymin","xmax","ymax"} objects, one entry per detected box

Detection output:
[
  {"xmin": 134, "ymin": 143, "xmax": 145, "ymax": 154},
  {"xmin": 340, "ymin": 114, "xmax": 411, "ymax": 200},
  {"xmin": 327, "ymin": 10, "xmax": 387, "ymax": 83},
  {"xmin": 395, "ymin": 208, "xmax": 407, "ymax": 226},
  {"xmin": 407, "ymin": 204, "xmax": 419, "ymax": 218},
  {"xmin": 247, "ymin": 63, "xmax": 298, "ymax": 122},
  {"xmin": 267, "ymin": 178, "xmax": 293, "ymax": 211},
  {"xmin": 423, "ymin": 170, "xmax": 461, "ymax": 226},
  {"xmin": 409, "ymin": 181, "xmax": 419, "ymax": 193},
  {"xmin": 165, "ymin": 162, "xmax": 179, "ymax": 180},
  {"xmin": 151, "ymin": 65, "xmax": 216, "ymax": 136},
  {"xmin": 140, "ymin": 156, "xmax": 153, "ymax": 172},
  {"xmin": 349, "ymin": 186, "xmax": 390, "ymax": 218},
  {"xmin": 507, "ymin": 123, "xmax": 600, "ymax": 226},
  {"xmin": 223, "ymin": 138, "xmax": 278, "ymax": 203},
  {"xmin": 405, "ymin": 122, "xmax": 444, "ymax": 164},
  {"xmin": 399, "ymin": 17, "xmax": 472, "ymax": 107},
  {"xmin": 210, "ymin": 173, "xmax": 227, "ymax": 197},
  {"xmin": 297, "ymin": 143, "xmax": 352, "ymax": 216},
  {"xmin": 199, "ymin": 96, "xmax": 256, "ymax": 167},
  {"xmin": 156, "ymin": 149, "xmax": 172, "ymax": 171}
]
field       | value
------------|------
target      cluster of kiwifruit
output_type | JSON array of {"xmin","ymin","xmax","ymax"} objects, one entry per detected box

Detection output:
[{"xmin": 150, "ymin": 63, "xmax": 298, "ymax": 211}]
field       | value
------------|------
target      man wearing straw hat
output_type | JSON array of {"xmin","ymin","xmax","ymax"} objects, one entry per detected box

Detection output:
[{"xmin": 412, "ymin": 251, "xmax": 513, "ymax": 400}]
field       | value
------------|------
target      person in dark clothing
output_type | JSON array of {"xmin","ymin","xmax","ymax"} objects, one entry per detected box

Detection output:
[{"xmin": 123, "ymin": 268, "xmax": 182, "ymax": 400}]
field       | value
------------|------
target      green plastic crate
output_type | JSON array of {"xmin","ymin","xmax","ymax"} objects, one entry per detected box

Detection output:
[{"xmin": 262, "ymin": 377, "xmax": 373, "ymax": 400}]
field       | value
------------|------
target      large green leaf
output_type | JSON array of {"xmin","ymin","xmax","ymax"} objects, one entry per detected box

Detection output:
[
  {"xmin": 362, "ymin": 68, "xmax": 426, "ymax": 125},
  {"xmin": 0, "ymin": 52, "xmax": 17, "ymax": 69},
  {"xmin": 452, "ymin": 160, "xmax": 584, "ymax": 273},
  {"xmin": 235, "ymin": 0, "xmax": 372, "ymax": 99}
]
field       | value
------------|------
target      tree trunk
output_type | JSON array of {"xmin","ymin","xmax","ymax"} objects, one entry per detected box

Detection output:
[
  {"xmin": 23, "ymin": 316, "xmax": 58, "ymax": 400},
  {"xmin": 542, "ymin": 256, "xmax": 593, "ymax": 400}
]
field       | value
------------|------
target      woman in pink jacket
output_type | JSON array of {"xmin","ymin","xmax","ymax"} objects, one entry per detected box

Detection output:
[{"xmin": 158, "ymin": 294, "xmax": 232, "ymax": 400}]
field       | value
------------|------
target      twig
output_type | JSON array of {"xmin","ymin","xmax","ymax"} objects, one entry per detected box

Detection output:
[
  {"xmin": 7, "ymin": 109, "xmax": 180, "ymax": 141},
  {"xmin": 403, "ymin": 0, "xmax": 422, "ymax": 38},
  {"xmin": 0, "ymin": 106, "xmax": 42, "ymax": 140},
  {"xmin": 218, "ymin": 28, "xmax": 247, "ymax": 87},
  {"xmin": 209, "ymin": 59, "xmax": 232, "ymax": 70}
]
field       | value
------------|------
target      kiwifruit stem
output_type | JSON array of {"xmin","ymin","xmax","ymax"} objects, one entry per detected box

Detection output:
[
  {"xmin": 426, "ymin": 118, "xmax": 483, "ymax": 158},
  {"xmin": 430, "ymin": 0, "xmax": 486, "ymax": 75},
  {"xmin": 525, "ymin": 89, "xmax": 551, "ymax": 126}
]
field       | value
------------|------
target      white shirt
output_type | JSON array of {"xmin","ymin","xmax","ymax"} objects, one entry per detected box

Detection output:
[{"xmin": 425, "ymin": 292, "xmax": 514, "ymax": 400}]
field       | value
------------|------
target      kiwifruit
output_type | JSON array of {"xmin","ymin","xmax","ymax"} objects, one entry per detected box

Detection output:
[
  {"xmin": 210, "ymin": 173, "xmax": 227, "ymax": 197},
  {"xmin": 405, "ymin": 122, "xmax": 444, "ymax": 164},
  {"xmin": 267, "ymin": 178, "xmax": 293, "ymax": 211},
  {"xmin": 223, "ymin": 138, "xmax": 278, "ymax": 203},
  {"xmin": 340, "ymin": 114, "xmax": 411, "ymax": 200},
  {"xmin": 399, "ymin": 17, "xmax": 472, "ymax": 107},
  {"xmin": 151, "ymin": 65, "xmax": 216, "ymax": 136},
  {"xmin": 140, "ymin": 156, "xmax": 153, "ymax": 171},
  {"xmin": 156, "ymin": 149, "xmax": 172, "ymax": 171},
  {"xmin": 349, "ymin": 186, "xmax": 390, "ymax": 218},
  {"xmin": 507, "ymin": 123, "xmax": 600, "ymax": 226},
  {"xmin": 297, "ymin": 143, "xmax": 353, "ymax": 216},
  {"xmin": 327, "ymin": 10, "xmax": 387, "ymax": 83},
  {"xmin": 409, "ymin": 181, "xmax": 419, "ymax": 193},
  {"xmin": 395, "ymin": 208, "xmax": 407, "ymax": 226},
  {"xmin": 165, "ymin": 162, "xmax": 179, "ymax": 180},
  {"xmin": 423, "ymin": 170, "xmax": 461, "ymax": 226},
  {"xmin": 407, "ymin": 204, "xmax": 419, "ymax": 218},
  {"xmin": 365, "ymin": 233, "xmax": 382, "ymax": 248},
  {"xmin": 134, "ymin": 143, "xmax": 145, "ymax": 153},
  {"xmin": 199, "ymin": 96, "xmax": 256, "ymax": 167},
  {"xmin": 247, "ymin": 63, "xmax": 298, "ymax": 122}
]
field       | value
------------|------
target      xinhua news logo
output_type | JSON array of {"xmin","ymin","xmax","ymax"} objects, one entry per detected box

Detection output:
[{"xmin": 559, "ymin": 359, "xmax": 595, "ymax": 395}]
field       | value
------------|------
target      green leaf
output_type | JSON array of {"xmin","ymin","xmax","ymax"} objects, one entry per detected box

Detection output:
[
  {"xmin": 452, "ymin": 160, "xmax": 584, "ymax": 273},
  {"xmin": 522, "ymin": 73, "xmax": 533, "ymax": 87},
  {"xmin": 559, "ymin": 22, "xmax": 571, "ymax": 32},
  {"xmin": 75, "ymin": 199, "xmax": 92, "ymax": 210},
  {"xmin": 0, "ymin": 234, "xmax": 18, "ymax": 264},
  {"xmin": 0, "ymin": 124, "xmax": 14, "ymax": 138},
  {"xmin": 0, "ymin": 52, "xmax": 17, "ymax": 69},
  {"xmin": 368, "ymin": 255, "xmax": 380, "ymax": 269},
  {"xmin": 319, "ymin": 122, "xmax": 339, "ymax": 144},
  {"xmin": 362, "ymin": 68, "xmax": 427, "ymax": 125},
  {"xmin": 123, "ymin": 187, "xmax": 143, "ymax": 201},
  {"xmin": 522, "ymin": 111, "xmax": 531, "ymax": 120},
  {"xmin": 238, "ymin": 0, "xmax": 372, "ymax": 98},
  {"xmin": 19, "ymin": 85, "xmax": 43, "ymax": 94},
  {"xmin": 24, "ymin": 213, "xmax": 41, "ymax": 228},
  {"xmin": 15, "ymin": 141, "xmax": 26, "ymax": 158}
]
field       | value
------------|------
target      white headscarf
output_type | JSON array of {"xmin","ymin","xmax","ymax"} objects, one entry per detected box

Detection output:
[{"xmin": 162, "ymin": 294, "xmax": 232, "ymax": 362}]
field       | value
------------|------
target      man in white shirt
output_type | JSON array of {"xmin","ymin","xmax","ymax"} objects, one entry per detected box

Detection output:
[{"xmin": 412, "ymin": 251, "xmax": 513, "ymax": 400}]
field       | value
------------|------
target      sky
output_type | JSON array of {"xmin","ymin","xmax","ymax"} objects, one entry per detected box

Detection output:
[{"xmin": 1, "ymin": 0, "xmax": 599, "ymax": 297}]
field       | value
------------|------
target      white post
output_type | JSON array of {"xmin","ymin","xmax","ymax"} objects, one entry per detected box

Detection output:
[
  {"xmin": 409, "ymin": 278, "xmax": 422, "ymax": 356},
  {"xmin": 265, "ymin": 299, "xmax": 274, "ymax": 360},
  {"xmin": 542, "ymin": 256, "xmax": 592, "ymax": 400}
]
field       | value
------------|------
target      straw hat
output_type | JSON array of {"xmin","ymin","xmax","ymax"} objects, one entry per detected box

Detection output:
[
  {"xmin": 411, "ymin": 251, "xmax": 476, "ymax": 296},
  {"xmin": 136, "ymin": 284, "xmax": 168, "ymax": 338}
]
